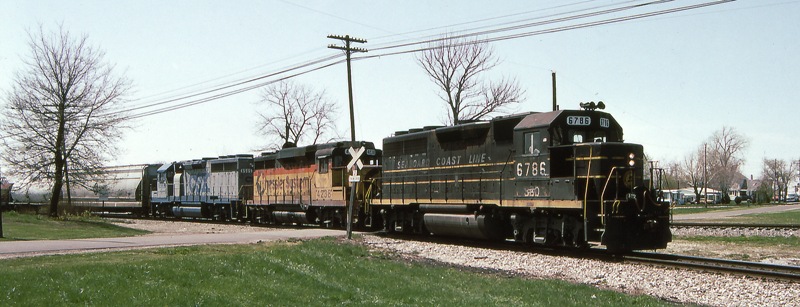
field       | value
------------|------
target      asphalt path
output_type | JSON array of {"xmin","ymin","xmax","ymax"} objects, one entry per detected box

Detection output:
[
  {"xmin": 0, "ymin": 228, "xmax": 347, "ymax": 259},
  {"xmin": 672, "ymin": 204, "xmax": 800, "ymax": 221}
]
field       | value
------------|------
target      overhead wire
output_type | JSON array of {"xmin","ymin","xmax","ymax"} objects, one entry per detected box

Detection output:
[
  {"xmin": 367, "ymin": 0, "xmax": 603, "ymax": 41},
  {"xmin": 367, "ymin": 0, "xmax": 648, "ymax": 49},
  {"xmin": 119, "ymin": 1, "xmax": 653, "ymax": 119},
  {"xmin": 119, "ymin": 0, "xmax": 733, "ymax": 120},
  {"xmin": 359, "ymin": 1, "xmax": 733, "ymax": 59},
  {"xmin": 125, "ymin": 57, "xmax": 346, "ymax": 119},
  {"xmin": 129, "ymin": 47, "xmax": 328, "ymax": 104}
]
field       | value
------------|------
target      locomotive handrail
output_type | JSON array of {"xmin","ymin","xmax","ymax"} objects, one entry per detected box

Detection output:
[
  {"xmin": 362, "ymin": 178, "xmax": 375, "ymax": 215},
  {"xmin": 239, "ymin": 184, "xmax": 254, "ymax": 202},
  {"xmin": 600, "ymin": 166, "xmax": 616, "ymax": 220},
  {"xmin": 582, "ymin": 147, "xmax": 594, "ymax": 243}
]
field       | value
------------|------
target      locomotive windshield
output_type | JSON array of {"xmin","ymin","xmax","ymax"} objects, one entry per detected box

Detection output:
[
  {"xmin": 568, "ymin": 130, "xmax": 616, "ymax": 144},
  {"xmin": 548, "ymin": 112, "xmax": 622, "ymax": 146}
]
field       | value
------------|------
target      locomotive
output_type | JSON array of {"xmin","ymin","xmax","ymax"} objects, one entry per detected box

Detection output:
[
  {"xmin": 7, "ymin": 104, "xmax": 671, "ymax": 252},
  {"xmin": 376, "ymin": 103, "xmax": 671, "ymax": 251}
]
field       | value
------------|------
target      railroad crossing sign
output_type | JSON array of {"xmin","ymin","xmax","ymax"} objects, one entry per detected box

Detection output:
[
  {"xmin": 345, "ymin": 146, "xmax": 365, "ymax": 240},
  {"xmin": 346, "ymin": 147, "xmax": 365, "ymax": 171}
]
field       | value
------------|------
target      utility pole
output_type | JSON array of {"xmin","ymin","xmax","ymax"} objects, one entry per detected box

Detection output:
[
  {"xmin": 1, "ymin": 166, "xmax": 4, "ymax": 238},
  {"xmin": 703, "ymin": 143, "xmax": 708, "ymax": 208},
  {"xmin": 328, "ymin": 34, "xmax": 367, "ymax": 240},
  {"xmin": 551, "ymin": 71, "xmax": 557, "ymax": 111},
  {"xmin": 327, "ymin": 34, "xmax": 367, "ymax": 142}
]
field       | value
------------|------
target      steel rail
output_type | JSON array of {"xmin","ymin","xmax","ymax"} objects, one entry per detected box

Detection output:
[{"xmin": 625, "ymin": 252, "xmax": 800, "ymax": 282}]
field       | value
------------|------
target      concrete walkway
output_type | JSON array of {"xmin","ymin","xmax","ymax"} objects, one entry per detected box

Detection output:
[
  {"xmin": 672, "ymin": 204, "xmax": 800, "ymax": 221},
  {"xmin": 0, "ymin": 228, "xmax": 347, "ymax": 259}
]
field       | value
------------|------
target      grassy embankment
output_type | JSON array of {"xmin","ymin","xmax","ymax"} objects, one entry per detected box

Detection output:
[
  {"xmin": 674, "ymin": 209, "xmax": 800, "ymax": 248},
  {"xmin": 0, "ymin": 238, "xmax": 672, "ymax": 306},
  {"xmin": 0, "ymin": 211, "xmax": 149, "ymax": 241}
]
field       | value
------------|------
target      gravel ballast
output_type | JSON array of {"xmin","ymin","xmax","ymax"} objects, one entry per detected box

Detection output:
[{"xmin": 362, "ymin": 235, "xmax": 799, "ymax": 307}]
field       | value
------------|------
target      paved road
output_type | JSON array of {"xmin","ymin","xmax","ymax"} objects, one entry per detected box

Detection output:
[
  {"xmin": 0, "ymin": 228, "xmax": 347, "ymax": 259},
  {"xmin": 672, "ymin": 204, "xmax": 800, "ymax": 221}
]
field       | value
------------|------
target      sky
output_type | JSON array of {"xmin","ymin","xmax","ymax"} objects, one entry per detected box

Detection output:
[{"xmin": 1, "ymin": 0, "xmax": 799, "ymax": 181}]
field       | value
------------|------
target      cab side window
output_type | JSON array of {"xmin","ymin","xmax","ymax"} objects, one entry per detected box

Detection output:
[
  {"xmin": 318, "ymin": 158, "xmax": 329, "ymax": 174},
  {"xmin": 524, "ymin": 131, "xmax": 542, "ymax": 155}
]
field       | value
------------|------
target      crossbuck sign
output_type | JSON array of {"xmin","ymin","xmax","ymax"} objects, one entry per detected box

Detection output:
[
  {"xmin": 347, "ymin": 147, "xmax": 365, "ymax": 183},
  {"xmin": 347, "ymin": 147, "xmax": 365, "ymax": 171}
]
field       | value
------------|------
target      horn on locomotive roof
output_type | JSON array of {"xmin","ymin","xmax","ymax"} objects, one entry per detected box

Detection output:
[{"xmin": 579, "ymin": 101, "xmax": 605, "ymax": 111}]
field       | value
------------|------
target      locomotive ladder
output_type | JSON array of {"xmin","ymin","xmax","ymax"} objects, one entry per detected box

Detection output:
[{"xmin": 581, "ymin": 147, "xmax": 611, "ymax": 246}]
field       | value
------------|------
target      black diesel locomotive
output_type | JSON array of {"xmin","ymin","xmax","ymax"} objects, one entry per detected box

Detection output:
[
  {"xmin": 19, "ymin": 104, "xmax": 670, "ymax": 252},
  {"xmin": 376, "ymin": 103, "xmax": 671, "ymax": 251}
]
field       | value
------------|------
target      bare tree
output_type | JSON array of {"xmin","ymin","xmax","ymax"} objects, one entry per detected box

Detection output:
[
  {"xmin": 661, "ymin": 160, "xmax": 682, "ymax": 190},
  {"xmin": 680, "ymin": 148, "xmax": 705, "ymax": 203},
  {"xmin": 417, "ymin": 36, "xmax": 524, "ymax": 125},
  {"xmin": 1, "ymin": 25, "xmax": 130, "ymax": 217},
  {"xmin": 761, "ymin": 158, "xmax": 797, "ymax": 202},
  {"xmin": 706, "ymin": 126, "xmax": 749, "ymax": 201},
  {"xmin": 255, "ymin": 81, "xmax": 339, "ymax": 149}
]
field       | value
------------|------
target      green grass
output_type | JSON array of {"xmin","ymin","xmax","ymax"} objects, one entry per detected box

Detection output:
[
  {"xmin": 673, "ymin": 208, "xmax": 800, "ymax": 224},
  {"xmin": 670, "ymin": 205, "xmax": 743, "ymax": 215},
  {"xmin": 0, "ymin": 211, "xmax": 149, "ymax": 241},
  {"xmin": 677, "ymin": 235, "xmax": 800, "ymax": 247},
  {"xmin": 719, "ymin": 210, "xmax": 800, "ymax": 224},
  {"xmin": 0, "ymin": 238, "xmax": 672, "ymax": 306}
]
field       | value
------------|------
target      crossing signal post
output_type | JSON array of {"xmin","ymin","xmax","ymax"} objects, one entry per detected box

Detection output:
[{"xmin": 345, "ymin": 146, "xmax": 365, "ymax": 239}]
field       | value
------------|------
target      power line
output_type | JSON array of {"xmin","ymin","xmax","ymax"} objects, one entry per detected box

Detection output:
[
  {"xmin": 126, "ymin": 58, "xmax": 346, "ymax": 119},
  {"xmin": 114, "ymin": 0, "xmax": 733, "ymax": 121},
  {"xmin": 118, "ymin": 53, "xmax": 342, "ymax": 115},
  {"xmin": 367, "ymin": 0, "xmax": 644, "ymax": 46},
  {"xmin": 358, "ymin": 0, "xmax": 734, "ymax": 59}
]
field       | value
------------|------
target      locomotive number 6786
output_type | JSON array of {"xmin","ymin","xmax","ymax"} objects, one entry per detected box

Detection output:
[{"xmin": 516, "ymin": 161, "xmax": 547, "ymax": 177}]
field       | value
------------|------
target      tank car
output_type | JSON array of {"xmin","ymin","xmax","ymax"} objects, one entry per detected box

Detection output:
[
  {"xmin": 246, "ymin": 141, "xmax": 382, "ymax": 227},
  {"xmin": 374, "ymin": 104, "xmax": 671, "ymax": 251},
  {"xmin": 69, "ymin": 164, "xmax": 160, "ymax": 213},
  {"xmin": 6, "ymin": 165, "xmax": 159, "ymax": 215}
]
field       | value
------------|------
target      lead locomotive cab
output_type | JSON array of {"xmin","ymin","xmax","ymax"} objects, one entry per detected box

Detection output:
[{"xmin": 511, "ymin": 103, "xmax": 671, "ymax": 251}]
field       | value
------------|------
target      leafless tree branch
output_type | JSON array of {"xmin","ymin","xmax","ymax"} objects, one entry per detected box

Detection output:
[
  {"xmin": 254, "ymin": 81, "xmax": 339, "ymax": 150},
  {"xmin": 417, "ymin": 36, "xmax": 524, "ymax": 125},
  {"xmin": 1, "ymin": 24, "xmax": 131, "ymax": 216}
]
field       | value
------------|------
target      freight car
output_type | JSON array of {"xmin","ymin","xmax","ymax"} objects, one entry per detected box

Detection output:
[
  {"xmin": 5, "ymin": 164, "xmax": 159, "ymax": 215},
  {"xmin": 375, "ymin": 103, "xmax": 671, "ymax": 251},
  {"xmin": 70, "ymin": 164, "xmax": 160, "ymax": 214}
]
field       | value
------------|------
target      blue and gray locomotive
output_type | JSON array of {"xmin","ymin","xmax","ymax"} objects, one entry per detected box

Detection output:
[{"xmin": 375, "ymin": 103, "xmax": 671, "ymax": 251}]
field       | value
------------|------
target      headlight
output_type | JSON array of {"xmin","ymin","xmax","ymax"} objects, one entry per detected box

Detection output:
[{"xmin": 628, "ymin": 153, "xmax": 635, "ymax": 167}]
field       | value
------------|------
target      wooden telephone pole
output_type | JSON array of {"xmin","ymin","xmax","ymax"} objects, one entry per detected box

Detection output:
[
  {"xmin": 327, "ymin": 34, "xmax": 367, "ymax": 142},
  {"xmin": 328, "ymin": 34, "xmax": 367, "ymax": 239}
]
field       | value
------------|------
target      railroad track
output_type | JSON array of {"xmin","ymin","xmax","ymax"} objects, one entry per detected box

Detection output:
[
  {"xmin": 84, "ymin": 213, "xmax": 800, "ymax": 283},
  {"xmin": 625, "ymin": 252, "xmax": 800, "ymax": 281}
]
